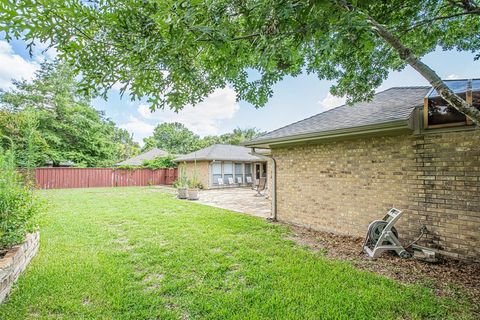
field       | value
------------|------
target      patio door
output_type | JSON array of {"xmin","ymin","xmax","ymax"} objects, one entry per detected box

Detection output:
[
  {"xmin": 254, "ymin": 163, "xmax": 267, "ymax": 185},
  {"xmin": 255, "ymin": 163, "xmax": 261, "ymax": 182}
]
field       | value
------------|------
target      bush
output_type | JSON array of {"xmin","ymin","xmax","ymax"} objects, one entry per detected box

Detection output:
[
  {"xmin": 142, "ymin": 155, "xmax": 177, "ymax": 169},
  {"xmin": 0, "ymin": 148, "xmax": 41, "ymax": 252}
]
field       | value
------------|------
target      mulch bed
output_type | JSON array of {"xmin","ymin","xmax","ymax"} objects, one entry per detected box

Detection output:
[{"xmin": 283, "ymin": 223, "xmax": 480, "ymax": 314}]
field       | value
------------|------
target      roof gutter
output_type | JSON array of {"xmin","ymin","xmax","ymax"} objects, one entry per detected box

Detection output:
[
  {"xmin": 244, "ymin": 120, "xmax": 411, "ymax": 148},
  {"xmin": 250, "ymin": 147, "xmax": 277, "ymax": 222}
]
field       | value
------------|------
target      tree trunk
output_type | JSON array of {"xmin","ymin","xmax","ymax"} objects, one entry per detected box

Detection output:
[
  {"xmin": 368, "ymin": 17, "xmax": 480, "ymax": 125},
  {"xmin": 338, "ymin": 0, "xmax": 480, "ymax": 125}
]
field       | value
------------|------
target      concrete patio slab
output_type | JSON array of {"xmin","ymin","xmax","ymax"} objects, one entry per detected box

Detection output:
[{"xmin": 195, "ymin": 188, "xmax": 271, "ymax": 218}]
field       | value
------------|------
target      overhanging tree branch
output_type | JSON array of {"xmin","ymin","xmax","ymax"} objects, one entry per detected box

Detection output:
[
  {"xmin": 337, "ymin": 0, "xmax": 480, "ymax": 125},
  {"xmin": 403, "ymin": 9, "xmax": 480, "ymax": 32}
]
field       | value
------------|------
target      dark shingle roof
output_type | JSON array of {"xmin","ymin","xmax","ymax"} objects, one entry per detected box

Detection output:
[
  {"xmin": 116, "ymin": 148, "xmax": 169, "ymax": 166},
  {"xmin": 246, "ymin": 86, "xmax": 430, "ymax": 145},
  {"xmin": 175, "ymin": 144, "xmax": 266, "ymax": 162}
]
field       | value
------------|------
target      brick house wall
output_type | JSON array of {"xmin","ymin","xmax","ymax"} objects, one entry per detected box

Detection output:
[
  {"xmin": 178, "ymin": 161, "xmax": 210, "ymax": 189},
  {"xmin": 272, "ymin": 130, "xmax": 480, "ymax": 261}
]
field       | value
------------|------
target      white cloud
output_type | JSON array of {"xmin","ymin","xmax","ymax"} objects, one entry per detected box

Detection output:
[
  {"xmin": 318, "ymin": 92, "xmax": 346, "ymax": 112},
  {"xmin": 0, "ymin": 40, "xmax": 39, "ymax": 90},
  {"xmin": 111, "ymin": 82, "xmax": 126, "ymax": 91},
  {"xmin": 119, "ymin": 116, "xmax": 155, "ymax": 144},
  {"xmin": 32, "ymin": 41, "xmax": 59, "ymax": 60},
  {"xmin": 137, "ymin": 86, "xmax": 240, "ymax": 136},
  {"xmin": 446, "ymin": 74, "xmax": 461, "ymax": 80}
]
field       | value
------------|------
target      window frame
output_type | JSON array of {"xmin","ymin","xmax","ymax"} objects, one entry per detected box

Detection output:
[
  {"xmin": 234, "ymin": 162, "xmax": 244, "ymax": 184},
  {"xmin": 211, "ymin": 162, "xmax": 222, "ymax": 186},
  {"xmin": 423, "ymin": 82, "xmax": 476, "ymax": 129}
]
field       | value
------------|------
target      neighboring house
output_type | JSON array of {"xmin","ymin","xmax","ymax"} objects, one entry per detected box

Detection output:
[
  {"xmin": 174, "ymin": 144, "xmax": 268, "ymax": 189},
  {"xmin": 116, "ymin": 148, "xmax": 169, "ymax": 166},
  {"xmin": 245, "ymin": 79, "xmax": 480, "ymax": 262}
]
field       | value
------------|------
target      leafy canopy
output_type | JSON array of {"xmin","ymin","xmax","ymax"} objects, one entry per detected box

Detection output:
[
  {"xmin": 142, "ymin": 122, "xmax": 201, "ymax": 155},
  {"xmin": 0, "ymin": 62, "xmax": 140, "ymax": 167},
  {"xmin": 1, "ymin": 0, "xmax": 479, "ymax": 112},
  {"xmin": 142, "ymin": 123, "xmax": 263, "ymax": 154},
  {"xmin": 142, "ymin": 155, "xmax": 177, "ymax": 169}
]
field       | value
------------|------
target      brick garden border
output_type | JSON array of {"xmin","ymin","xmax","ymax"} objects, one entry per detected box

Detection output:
[{"xmin": 0, "ymin": 232, "xmax": 40, "ymax": 303}]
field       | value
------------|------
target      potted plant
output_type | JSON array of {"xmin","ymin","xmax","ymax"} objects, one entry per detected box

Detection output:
[
  {"xmin": 174, "ymin": 165, "xmax": 189, "ymax": 199},
  {"xmin": 187, "ymin": 178, "xmax": 202, "ymax": 200},
  {"xmin": 187, "ymin": 156, "xmax": 201, "ymax": 200}
]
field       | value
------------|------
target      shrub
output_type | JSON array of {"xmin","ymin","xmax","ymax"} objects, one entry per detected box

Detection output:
[
  {"xmin": 0, "ymin": 148, "xmax": 41, "ymax": 252},
  {"xmin": 142, "ymin": 155, "xmax": 177, "ymax": 169},
  {"xmin": 188, "ymin": 178, "xmax": 203, "ymax": 189}
]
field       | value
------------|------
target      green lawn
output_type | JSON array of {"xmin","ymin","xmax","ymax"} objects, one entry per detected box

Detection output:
[{"xmin": 0, "ymin": 187, "xmax": 472, "ymax": 319}]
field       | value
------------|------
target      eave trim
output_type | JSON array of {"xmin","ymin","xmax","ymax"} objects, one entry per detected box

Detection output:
[{"xmin": 244, "ymin": 120, "xmax": 411, "ymax": 148}]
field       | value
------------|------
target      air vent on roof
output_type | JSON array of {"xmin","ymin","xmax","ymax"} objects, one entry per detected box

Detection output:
[{"xmin": 424, "ymin": 79, "xmax": 480, "ymax": 129}]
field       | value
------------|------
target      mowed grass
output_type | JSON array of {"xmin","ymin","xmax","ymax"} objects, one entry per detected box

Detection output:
[{"xmin": 0, "ymin": 187, "xmax": 472, "ymax": 319}]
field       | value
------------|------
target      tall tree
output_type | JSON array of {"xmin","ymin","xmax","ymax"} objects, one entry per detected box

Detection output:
[
  {"xmin": 220, "ymin": 128, "xmax": 264, "ymax": 145},
  {"xmin": 143, "ymin": 123, "xmax": 261, "ymax": 153},
  {"xmin": 112, "ymin": 127, "xmax": 140, "ymax": 163},
  {"xmin": 143, "ymin": 122, "xmax": 200, "ymax": 154},
  {"xmin": 1, "ymin": 1, "xmax": 479, "ymax": 123},
  {"xmin": 0, "ymin": 108, "xmax": 47, "ymax": 167},
  {"xmin": 199, "ymin": 127, "xmax": 264, "ymax": 147},
  {"xmin": 0, "ymin": 62, "xmax": 139, "ymax": 167}
]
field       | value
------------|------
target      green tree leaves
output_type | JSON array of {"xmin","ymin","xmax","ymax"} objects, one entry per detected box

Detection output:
[
  {"xmin": 142, "ymin": 123, "xmax": 263, "ymax": 154},
  {"xmin": 1, "ymin": 1, "xmax": 479, "ymax": 118},
  {"xmin": 0, "ymin": 62, "xmax": 140, "ymax": 167},
  {"xmin": 142, "ymin": 122, "xmax": 200, "ymax": 154}
]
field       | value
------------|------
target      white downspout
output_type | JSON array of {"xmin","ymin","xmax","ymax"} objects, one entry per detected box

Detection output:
[{"xmin": 251, "ymin": 147, "xmax": 277, "ymax": 221}]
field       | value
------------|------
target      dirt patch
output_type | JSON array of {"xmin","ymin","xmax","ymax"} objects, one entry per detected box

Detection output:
[
  {"xmin": 285, "ymin": 224, "xmax": 480, "ymax": 314},
  {"xmin": 143, "ymin": 273, "xmax": 165, "ymax": 291}
]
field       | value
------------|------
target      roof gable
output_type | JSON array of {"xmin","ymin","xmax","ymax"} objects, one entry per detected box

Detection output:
[
  {"xmin": 116, "ymin": 148, "xmax": 169, "ymax": 166},
  {"xmin": 175, "ymin": 144, "xmax": 265, "ymax": 162}
]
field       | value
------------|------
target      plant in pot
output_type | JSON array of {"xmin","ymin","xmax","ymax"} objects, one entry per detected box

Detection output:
[
  {"xmin": 188, "ymin": 156, "xmax": 202, "ymax": 200},
  {"xmin": 187, "ymin": 177, "xmax": 202, "ymax": 200},
  {"xmin": 174, "ymin": 164, "xmax": 188, "ymax": 199}
]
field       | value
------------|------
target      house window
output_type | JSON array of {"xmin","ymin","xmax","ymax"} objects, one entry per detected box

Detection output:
[
  {"xmin": 223, "ymin": 162, "xmax": 233, "ymax": 184},
  {"xmin": 245, "ymin": 163, "xmax": 252, "ymax": 182},
  {"xmin": 424, "ymin": 79, "xmax": 480, "ymax": 128},
  {"xmin": 212, "ymin": 162, "xmax": 222, "ymax": 185},
  {"xmin": 235, "ymin": 163, "xmax": 243, "ymax": 184}
]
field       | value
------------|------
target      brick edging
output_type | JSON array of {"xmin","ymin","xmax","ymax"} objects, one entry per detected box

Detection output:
[{"xmin": 0, "ymin": 232, "xmax": 40, "ymax": 304}]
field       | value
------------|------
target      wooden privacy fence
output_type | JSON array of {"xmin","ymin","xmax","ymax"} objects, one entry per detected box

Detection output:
[{"xmin": 34, "ymin": 168, "xmax": 178, "ymax": 189}]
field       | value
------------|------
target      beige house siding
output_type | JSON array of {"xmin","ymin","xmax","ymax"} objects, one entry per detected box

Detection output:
[
  {"xmin": 272, "ymin": 130, "xmax": 480, "ymax": 261},
  {"xmin": 178, "ymin": 161, "xmax": 210, "ymax": 189}
]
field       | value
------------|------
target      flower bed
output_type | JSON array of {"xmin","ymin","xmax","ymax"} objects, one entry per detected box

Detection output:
[{"xmin": 0, "ymin": 232, "xmax": 40, "ymax": 304}]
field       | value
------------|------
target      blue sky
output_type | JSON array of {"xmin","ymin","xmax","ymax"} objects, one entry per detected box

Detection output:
[{"xmin": 1, "ymin": 37, "xmax": 479, "ymax": 145}]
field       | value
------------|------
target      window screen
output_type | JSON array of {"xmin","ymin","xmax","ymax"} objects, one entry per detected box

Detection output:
[
  {"xmin": 235, "ymin": 163, "xmax": 243, "ymax": 183},
  {"xmin": 244, "ymin": 163, "xmax": 252, "ymax": 174},
  {"xmin": 212, "ymin": 162, "xmax": 222, "ymax": 185},
  {"xmin": 223, "ymin": 162, "xmax": 233, "ymax": 184},
  {"xmin": 244, "ymin": 163, "xmax": 252, "ymax": 182}
]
